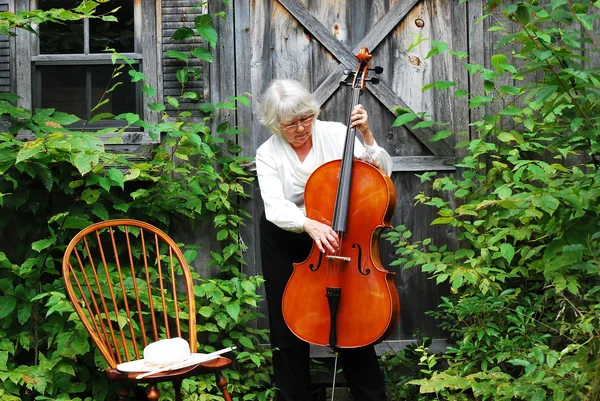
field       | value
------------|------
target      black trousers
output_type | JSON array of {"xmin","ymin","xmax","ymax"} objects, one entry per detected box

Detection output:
[{"xmin": 260, "ymin": 213, "xmax": 387, "ymax": 401}]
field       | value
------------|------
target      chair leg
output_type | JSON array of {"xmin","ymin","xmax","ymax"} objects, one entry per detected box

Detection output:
[
  {"xmin": 174, "ymin": 380, "xmax": 183, "ymax": 401},
  {"xmin": 132, "ymin": 384, "xmax": 149, "ymax": 400},
  {"xmin": 118, "ymin": 382, "xmax": 129, "ymax": 400},
  {"xmin": 215, "ymin": 372, "xmax": 233, "ymax": 401},
  {"xmin": 147, "ymin": 384, "xmax": 160, "ymax": 401}
]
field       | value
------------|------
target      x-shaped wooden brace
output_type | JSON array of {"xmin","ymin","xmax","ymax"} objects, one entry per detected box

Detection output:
[{"xmin": 277, "ymin": 0, "xmax": 453, "ymax": 156}]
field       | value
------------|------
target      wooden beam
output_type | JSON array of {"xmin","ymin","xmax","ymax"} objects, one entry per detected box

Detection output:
[
  {"xmin": 371, "ymin": 84, "xmax": 455, "ymax": 156},
  {"xmin": 392, "ymin": 156, "xmax": 456, "ymax": 172},
  {"xmin": 277, "ymin": 0, "xmax": 358, "ymax": 68},
  {"xmin": 261, "ymin": 338, "xmax": 448, "ymax": 357},
  {"xmin": 278, "ymin": 0, "xmax": 454, "ymax": 156}
]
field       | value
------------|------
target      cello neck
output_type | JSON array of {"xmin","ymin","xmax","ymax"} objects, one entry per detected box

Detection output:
[
  {"xmin": 331, "ymin": 88, "xmax": 362, "ymax": 232},
  {"xmin": 331, "ymin": 48, "xmax": 372, "ymax": 233}
]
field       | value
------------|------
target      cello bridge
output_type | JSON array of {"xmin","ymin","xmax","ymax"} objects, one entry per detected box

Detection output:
[{"xmin": 326, "ymin": 255, "xmax": 351, "ymax": 262}]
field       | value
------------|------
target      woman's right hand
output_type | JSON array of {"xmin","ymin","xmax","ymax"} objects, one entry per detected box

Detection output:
[{"xmin": 303, "ymin": 219, "xmax": 339, "ymax": 254}]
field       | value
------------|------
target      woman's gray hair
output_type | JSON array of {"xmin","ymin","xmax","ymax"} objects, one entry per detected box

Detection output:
[{"xmin": 259, "ymin": 79, "xmax": 320, "ymax": 136}]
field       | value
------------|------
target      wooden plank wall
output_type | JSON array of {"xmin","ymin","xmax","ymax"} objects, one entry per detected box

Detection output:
[
  {"xmin": 0, "ymin": 0, "xmax": 501, "ymax": 349},
  {"xmin": 223, "ymin": 0, "xmax": 471, "ymax": 347}
]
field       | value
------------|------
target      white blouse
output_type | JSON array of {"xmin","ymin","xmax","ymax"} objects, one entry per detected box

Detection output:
[{"xmin": 255, "ymin": 119, "xmax": 393, "ymax": 232}]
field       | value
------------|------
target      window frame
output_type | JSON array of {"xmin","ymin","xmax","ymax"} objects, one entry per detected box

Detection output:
[{"xmin": 13, "ymin": 0, "xmax": 161, "ymax": 144}]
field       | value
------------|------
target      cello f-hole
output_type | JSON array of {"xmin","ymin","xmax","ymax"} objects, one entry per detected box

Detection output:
[
  {"xmin": 309, "ymin": 252, "xmax": 323, "ymax": 271},
  {"xmin": 352, "ymin": 243, "xmax": 370, "ymax": 276}
]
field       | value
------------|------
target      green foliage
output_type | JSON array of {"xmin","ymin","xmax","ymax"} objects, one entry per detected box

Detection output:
[
  {"xmin": 387, "ymin": 0, "xmax": 600, "ymax": 400},
  {"xmin": 0, "ymin": 2, "xmax": 274, "ymax": 400},
  {"xmin": 380, "ymin": 334, "xmax": 443, "ymax": 401}
]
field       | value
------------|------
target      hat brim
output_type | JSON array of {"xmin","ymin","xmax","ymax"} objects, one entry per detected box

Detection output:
[{"xmin": 116, "ymin": 353, "xmax": 220, "ymax": 373}]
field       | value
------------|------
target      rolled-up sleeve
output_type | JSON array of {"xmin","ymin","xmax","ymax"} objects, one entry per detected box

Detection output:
[{"xmin": 356, "ymin": 139, "xmax": 393, "ymax": 176}]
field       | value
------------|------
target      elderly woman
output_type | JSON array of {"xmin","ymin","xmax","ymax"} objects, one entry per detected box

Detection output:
[{"xmin": 256, "ymin": 79, "xmax": 392, "ymax": 401}]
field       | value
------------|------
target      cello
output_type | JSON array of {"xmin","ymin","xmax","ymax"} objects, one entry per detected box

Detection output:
[{"xmin": 281, "ymin": 48, "xmax": 400, "ymax": 349}]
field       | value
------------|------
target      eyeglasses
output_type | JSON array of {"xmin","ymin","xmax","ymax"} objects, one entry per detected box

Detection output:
[{"xmin": 281, "ymin": 117, "xmax": 315, "ymax": 132}]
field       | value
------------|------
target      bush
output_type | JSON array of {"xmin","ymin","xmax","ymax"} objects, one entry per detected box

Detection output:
[
  {"xmin": 386, "ymin": 1, "xmax": 600, "ymax": 400},
  {"xmin": 0, "ymin": 2, "xmax": 274, "ymax": 400}
]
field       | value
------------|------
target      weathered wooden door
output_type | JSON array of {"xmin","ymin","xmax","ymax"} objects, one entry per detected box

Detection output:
[{"xmin": 215, "ymin": 0, "xmax": 470, "ymax": 351}]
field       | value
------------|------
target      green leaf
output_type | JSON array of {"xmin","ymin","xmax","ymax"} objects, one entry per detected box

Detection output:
[
  {"xmin": 166, "ymin": 50, "xmax": 188, "ymax": 62},
  {"xmin": 535, "ymin": 85, "xmax": 558, "ymax": 103},
  {"xmin": 250, "ymin": 353, "xmax": 261, "ymax": 367},
  {"xmin": 16, "ymin": 139, "xmax": 44, "ymax": 164},
  {"xmin": 430, "ymin": 130, "xmax": 452, "ymax": 142},
  {"xmin": 499, "ymin": 85, "xmax": 520, "ymax": 95},
  {"xmin": 232, "ymin": 95, "xmax": 251, "ymax": 108},
  {"xmin": 177, "ymin": 69, "xmax": 188, "ymax": 84},
  {"xmin": 425, "ymin": 40, "xmax": 448, "ymax": 59},
  {"xmin": 226, "ymin": 302, "xmax": 241, "ymax": 321},
  {"xmin": 195, "ymin": 14, "xmax": 218, "ymax": 49},
  {"xmin": 108, "ymin": 168, "xmax": 125, "ymax": 189},
  {"xmin": 532, "ymin": 390, "xmax": 546, "ymax": 401},
  {"xmin": 88, "ymin": 112, "xmax": 114, "ymax": 125},
  {"xmin": 167, "ymin": 96, "xmax": 180, "ymax": 108},
  {"xmin": 469, "ymin": 95, "xmax": 493, "ymax": 108},
  {"xmin": 191, "ymin": 47, "xmax": 213, "ymax": 62},
  {"xmin": 532, "ymin": 195, "xmax": 560, "ymax": 214},
  {"xmin": 149, "ymin": 102, "xmax": 166, "ymax": 112},
  {"xmin": 128, "ymin": 70, "xmax": 145, "ymax": 82},
  {"xmin": 198, "ymin": 103, "xmax": 216, "ymax": 113},
  {"xmin": 31, "ymin": 238, "xmax": 55, "ymax": 252},
  {"xmin": 515, "ymin": 4, "xmax": 531, "ymax": 25},
  {"xmin": 172, "ymin": 26, "xmax": 195, "ymax": 41},
  {"xmin": 199, "ymin": 306, "xmax": 213, "ymax": 318},
  {"xmin": 500, "ymin": 243, "xmax": 515, "ymax": 264},
  {"xmin": 454, "ymin": 89, "xmax": 468, "ymax": 99},
  {"xmin": 91, "ymin": 202, "xmax": 109, "ymax": 220},
  {"xmin": 47, "ymin": 111, "xmax": 79, "ymax": 126},
  {"xmin": 17, "ymin": 303, "xmax": 32, "ymax": 325},
  {"xmin": 491, "ymin": 54, "xmax": 507, "ymax": 74},
  {"xmin": 72, "ymin": 152, "xmax": 99, "ymax": 176},
  {"xmin": 0, "ymin": 296, "xmax": 17, "ymax": 319},
  {"xmin": 422, "ymin": 81, "xmax": 456, "ymax": 92},
  {"xmin": 499, "ymin": 105, "xmax": 522, "ymax": 116},
  {"xmin": 239, "ymin": 336, "xmax": 255, "ymax": 350},
  {"xmin": 81, "ymin": 188, "xmax": 100, "ymax": 204},
  {"xmin": 431, "ymin": 216, "xmax": 454, "ymax": 225},
  {"xmin": 217, "ymin": 229, "xmax": 229, "ymax": 241},
  {"xmin": 413, "ymin": 120, "xmax": 436, "ymax": 129},
  {"xmin": 62, "ymin": 216, "xmax": 93, "ymax": 230},
  {"xmin": 392, "ymin": 113, "xmax": 417, "ymax": 127},
  {"xmin": 571, "ymin": 118, "xmax": 584, "ymax": 132}
]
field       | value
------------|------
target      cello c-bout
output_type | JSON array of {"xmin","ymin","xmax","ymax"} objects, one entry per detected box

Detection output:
[{"xmin": 281, "ymin": 48, "xmax": 400, "ymax": 349}]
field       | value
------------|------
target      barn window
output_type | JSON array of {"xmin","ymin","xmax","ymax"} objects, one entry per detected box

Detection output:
[
  {"xmin": 13, "ymin": 0, "xmax": 160, "ymax": 142},
  {"xmin": 32, "ymin": 0, "xmax": 140, "ymax": 129}
]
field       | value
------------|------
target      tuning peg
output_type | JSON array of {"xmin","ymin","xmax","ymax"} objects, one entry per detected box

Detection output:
[
  {"xmin": 370, "ymin": 66, "xmax": 383, "ymax": 74},
  {"xmin": 367, "ymin": 77, "xmax": 380, "ymax": 85}
]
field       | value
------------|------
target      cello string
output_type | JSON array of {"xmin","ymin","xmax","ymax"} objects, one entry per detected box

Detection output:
[{"xmin": 335, "ymin": 231, "xmax": 344, "ymax": 287}]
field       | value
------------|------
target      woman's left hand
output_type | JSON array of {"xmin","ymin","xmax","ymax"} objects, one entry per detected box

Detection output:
[{"xmin": 350, "ymin": 104, "xmax": 375, "ymax": 146}]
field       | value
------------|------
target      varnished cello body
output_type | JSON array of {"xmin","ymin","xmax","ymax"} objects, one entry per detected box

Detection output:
[
  {"xmin": 281, "ymin": 48, "xmax": 400, "ymax": 349},
  {"xmin": 282, "ymin": 160, "xmax": 400, "ymax": 347}
]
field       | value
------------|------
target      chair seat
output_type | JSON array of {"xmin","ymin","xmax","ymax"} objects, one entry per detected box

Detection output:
[{"xmin": 107, "ymin": 357, "xmax": 233, "ymax": 383}]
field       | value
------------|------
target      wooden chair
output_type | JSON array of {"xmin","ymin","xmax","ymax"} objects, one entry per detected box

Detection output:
[{"xmin": 62, "ymin": 219, "xmax": 233, "ymax": 401}]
